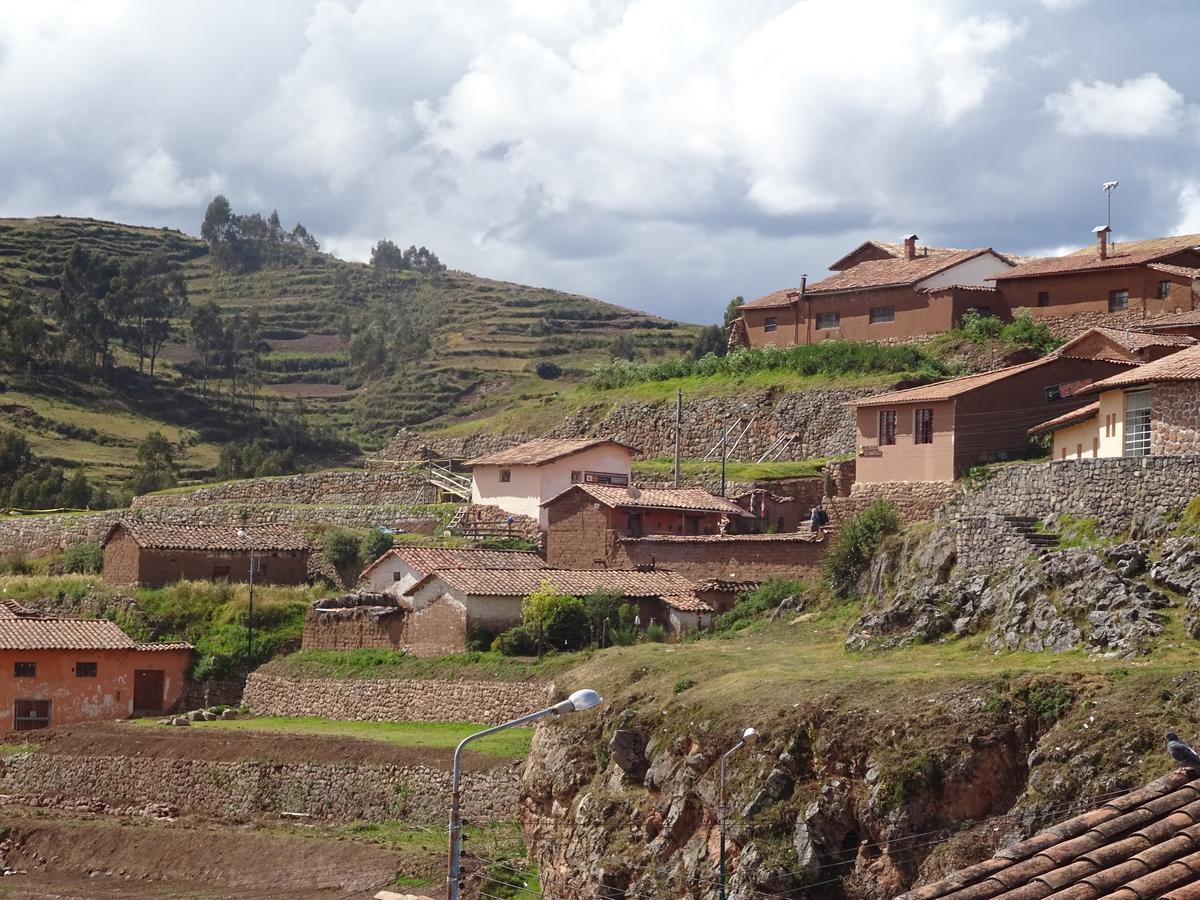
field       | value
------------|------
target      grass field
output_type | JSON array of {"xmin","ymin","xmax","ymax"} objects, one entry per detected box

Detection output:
[
  {"xmin": 632, "ymin": 455, "xmax": 841, "ymax": 482},
  {"xmin": 131, "ymin": 715, "xmax": 533, "ymax": 759}
]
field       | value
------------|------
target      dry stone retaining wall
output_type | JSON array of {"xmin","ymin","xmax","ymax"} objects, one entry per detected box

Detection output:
[
  {"xmin": 0, "ymin": 752, "xmax": 518, "ymax": 824},
  {"xmin": 243, "ymin": 673, "xmax": 550, "ymax": 725},
  {"xmin": 827, "ymin": 480, "xmax": 958, "ymax": 525},
  {"xmin": 1152, "ymin": 383, "xmax": 1200, "ymax": 456},
  {"xmin": 132, "ymin": 469, "xmax": 434, "ymax": 508}
]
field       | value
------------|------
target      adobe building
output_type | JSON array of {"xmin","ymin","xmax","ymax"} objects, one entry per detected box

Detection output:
[
  {"xmin": 1032, "ymin": 342, "xmax": 1200, "ymax": 460},
  {"xmin": 0, "ymin": 599, "xmax": 192, "ymax": 728},
  {"xmin": 466, "ymin": 438, "xmax": 637, "ymax": 529},
  {"xmin": 360, "ymin": 546, "xmax": 549, "ymax": 599},
  {"xmin": 850, "ymin": 350, "xmax": 1132, "ymax": 483},
  {"xmin": 102, "ymin": 522, "xmax": 310, "ymax": 588},
  {"xmin": 403, "ymin": 567, "xmax": 712, "ymax": 635},
  {"xmin": 734, "ymin": 236, "xmax": 1018, "ymax": 348},
  {"xmin": 990, "ymin": 229, "xmax": 1200, "ymax": 334}
]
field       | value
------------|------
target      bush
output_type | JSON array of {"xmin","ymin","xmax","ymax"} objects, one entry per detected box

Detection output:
[
  {"xmin": 466, "ymin": 625, "xmax": 498, "ymax": 652},
  {"xmin": 492, "ymin": 626, "xmax": 537, "ymax": 656},
  {"xmin": 61, "ymin": 541, "xmax": 103, "ymax": 574},
  {"xmin": 673, "ymin": 676, "xmax": 696, "ymax": 694},
  {"xmin": 822, "ymin": 501, "xmax": 901, "ymax": 597},
  {"xmin": 323, "ymin": 529, "xmax": 360, "ymax": 569},
  {"xmin": 643, "ymin": 623, "xmax": 667, "ymax": 643},
  {"xmin": 713, "ymin": 578, "xmax": 808, "ymax": 633},
  {"xmin": 0, "ymin": 552, "xmax": 33, "ymax": 576},
  {"xmin": 534, "ymin": 360, "xmax": 562, "ymax": 379},
  {"xmin": 522, "ymin": 582, "xmax": 590, "ymax": 651},
  {"xmin": 582, "ymin": 588, "xmax": 625, "ymax": 637},
  {"xmin": 359, "ymin": 528, "xmax": 393, "ymax": 564}
]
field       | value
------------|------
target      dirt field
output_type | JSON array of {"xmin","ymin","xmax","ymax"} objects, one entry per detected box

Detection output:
[{"xmin": 9, "ymin": 721, "xmax": 503, "ymax": 773}]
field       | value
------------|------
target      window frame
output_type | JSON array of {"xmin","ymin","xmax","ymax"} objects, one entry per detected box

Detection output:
[
  {"xmin": 878, "ymin": 410, "xmax": 897, "ymax": 446},
  {"xmin": 584, "ymin": 471, "xmax": 629, "ymax": 487},
  {"xmin": 75, "ymin": 661, "xmax": 98, "ymax": 678},
  {"xmin": 815, "ymin": 312, "xmax": 840, "ymax": 331},
  {"xmin": 1037, "ymin": 291, "xmax": 1050, "ymax": 308},
  {"xmin": 1108, "ymin": 288, "xmax": 1129, "ymax": 312},
  {"xmin": 1123, "ymin": 389, "xmax": 1151, "ymax": 457},
  {"xmin": 13, "ymin": 699, "xmax": 50, "ymax": 731},
  {"xmin": 498, "ymin": 468, "xmax": 512, "ymax": 484},
  {"xmin": 1158, "ymin": 280, "xmax": 1173, "ymax": 300},
  {"xmin": 763, "ymin": 317, "xmax": 779, "ymax": 333},
  {"xmin": 869, "ymin": 305, "xmax": 895, "ymax": 325},
  {"xmin": 914, "ymin": 408, "xmax": 934, "ymax": 445},
  {"xmin": 14, "ymin": 662, "xmax": 35, "ymax": 678}
]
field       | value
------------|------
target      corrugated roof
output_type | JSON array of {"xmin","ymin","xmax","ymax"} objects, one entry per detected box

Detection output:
[
  {"xmin": 466, "ymin": 438, "xmax": 638, "ymax": 467},
  {"xmin": 543, "ymin": 484, "xmax": 753, "ymax": 516},
  {"xmin": 1028, "ymin": 399, "xmax": 1100, "ymax": 435},
  {"xmin": 849, "ymin": 357, "xmax": 1054, "ymax": 407},
  {"xmin": 1087, "ymin": 343, "xmax": 1200, "ymax": 392},
  {"xmin": 993, "ymin": 233, "xmax": 1200, "ymax": 281},
  {"xmin": 106, "ymin": 522, "xmax": 310, "ymax": 552},
  {"xmin": 361, "ymin": 546, "xmax": 548, "ymax": 578},
  {"xmin": 896, "ymin": 769, "xmax": 1200, "ymax": 900},
  {"xmin": 407, "ymin": 567, "xmax": 704, "ymax": 606}
]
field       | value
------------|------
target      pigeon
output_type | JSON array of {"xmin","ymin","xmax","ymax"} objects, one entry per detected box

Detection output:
[{"xmin": 1166, "ymin": 732, "xmax": 1200, "ymax": 773}]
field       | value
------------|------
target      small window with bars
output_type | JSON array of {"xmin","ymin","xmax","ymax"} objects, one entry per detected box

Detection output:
[
  {"xmin": 815, "ymin": 312, "xmax": 840, "ymax": 330},
  {"xmin": 914, "ymin": 408, "xmax": 934, "ymax": 445},
  {"xmin": 75, "ymin": 662, "xmax": 97, "ymax": 678},
  {"xmin": 869, "ymin": 306, "xmax": 895, "ymax": 324},
  {"xmin": 1109, "ymin": 289, "xmax": 1129, "ymax": 312},
  {"xmin": 1123, "ymin": 390, "xmax": 1151, "ymax": 457},
  {"xmin": 763, "ymin": 317, "xmax": 778, "ymax": 333},
  {"xmin": 878, "ymin": 410, "xmax": 897, "ymax": 445},
  {"xmin": 14, "ymin": 662, "xmax": 35, "ymax": 678},
  {"xmin": 13, "ymin": 699, "xmax": 50, "ymax": 731},
  {"xmin": 499, "ymin": 468, "xmax": 512, "ymax": 483},
  {"xmin": 1159, "ymin": 280, "xmax": 1172, "ymax": 300},
  {"xmin": 1037, "ymin": 291, "xmax": 1050, "ymax": 307}
]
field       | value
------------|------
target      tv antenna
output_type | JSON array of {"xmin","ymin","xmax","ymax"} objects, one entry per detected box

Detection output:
[{"xmin": 1102, "ymin": 181, "xmax": 1119, "ymax": 230}]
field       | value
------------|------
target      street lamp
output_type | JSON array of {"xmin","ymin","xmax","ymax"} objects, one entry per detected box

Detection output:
[
  {"xmin": 447, "ymin": 689, "xmax": 604, "ymax": 900},
  {"xmin": 236, "ymin": 528, "xmax": 255, "ymax": 664},
  {"xmin": 719, "ymin": 726, "xmax": 758, "ymax": 900}
]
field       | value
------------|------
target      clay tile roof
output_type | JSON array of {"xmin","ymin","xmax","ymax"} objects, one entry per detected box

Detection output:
[
  {"xmin": 1058, "ymin": 327, "xmax": 1197, "ymax": 361},
  {"xmin": 692, "ymin": 579, "xmax": 761, "ymax": 593},
  {"xmin": 803, "ymin": 248, "xmax": 999, "ymax": 295},
  {"xmin": 1139, "ymin": 311, "xmax": 1200, "ymax": 330},
  {"xmin": 1086, "ymin": 344, "xmax": 1200, "ymax": 393},
  {"xmin": 1149, "ymin": 263, "xmax": 1200, "ymax": 279},
  {"xmin": 616, "ymin": 532, "xmax": 824, "ymax": 544},
  {"xmin": 739, "ymin": 288, "xmax": 796, "ymax": 311},
  {"xmin": 896, "ymin": 771, "xmax": 1200, "ymax": 900},
  {"xmin": 543, "ymin": 484, "xmax": 753, "ymax": 517},
  {"xmin": 466, "ymin": 438, "xmax": 638, "ymax": 467},
  {"xmin": 1029, "ymin": 400, "xmax": 1101, "ymax": 436},
  {"xmin": 993, "ymin": 233, "xmax": 1200, "ymax": 281},
  {"xmin": 361, "ymin": 547, "xmax": 548, "ymax": 579},
  {"xmin": 0, "ymin": 609, "xmax": 194, "ymax": 652},
  {"xmin": 407, "ymin": 568, "xmax": 709, "ymax": 610},
  {"xmin": 849, "ymin": 357, "xmax": 1055, "ymax": 408},
  {"xmin": 107, "ymin": 521, "xmax": 310, "ymax": 552}
]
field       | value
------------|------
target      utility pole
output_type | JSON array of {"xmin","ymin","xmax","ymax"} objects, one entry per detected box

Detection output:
[
  {"xmin": 719, "ymin": 418, "xmax": 727, "ymax": 497},
  {"xmin": 673, "ymin": 390, "xmax": 682, "ymax": 488}
]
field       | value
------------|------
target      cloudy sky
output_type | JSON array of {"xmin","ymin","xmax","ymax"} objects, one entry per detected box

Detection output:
[{"xmin": 2, "ymin": 0, "xmax": 1199, "ymax": 323}]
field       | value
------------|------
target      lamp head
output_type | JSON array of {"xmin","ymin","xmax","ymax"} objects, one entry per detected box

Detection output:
[
  {"xmin": 567, "ymin": 689, "xmax": 603, "ymax": 712},
  {"xmin": 741, "ymin": 727, "xmax": 759, "ymax": 745}
]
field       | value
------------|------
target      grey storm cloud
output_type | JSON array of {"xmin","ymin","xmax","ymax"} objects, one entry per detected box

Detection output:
[{"xmin": 2, "ymin": 0, "xmax": 1199, "ymax": 323}]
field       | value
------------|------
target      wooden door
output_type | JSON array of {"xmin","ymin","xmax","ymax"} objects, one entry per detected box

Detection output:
[{"xmin": 133, "ymin": 669, "xmax": 165, "ymax": 714}]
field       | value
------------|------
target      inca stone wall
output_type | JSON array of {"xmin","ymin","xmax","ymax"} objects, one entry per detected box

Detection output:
[
  {"xmin": 827, "ymin": 480, "xmax": 958, "ymax": 525},
  {"xmin": 1151, "ymin": 383, "xmax": 1200, "ymax": 456},
  {"xmin": 374, "ymin": 386, "xmax": 877, "ymax": 464},
  {"xmin": 243, "ymin": 673, "xmax": 550, "ymax": 725},
  {"xmin": 0, "ymin": 752, "xmax": 518, "ymax": 825},
  {"xmin": 131, "ymin": 469, "xmax": 435, "ymax": 508}
]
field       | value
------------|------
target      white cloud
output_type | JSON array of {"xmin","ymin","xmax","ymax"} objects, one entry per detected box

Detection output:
[
  {"xmin": 1041, "ymin": 0, "xmax": 1086, "ymax": 10},
  {"xmin": 1045, "ymin": 73, "xmax": 1186, "ymax": 138},
  {"xmin": 109, "ymin": 143, "xmax": 224, "ymax": 209},
  {"xmin": 1174, "ymin": 180, "xmax": 1200, "ymax": 234}
]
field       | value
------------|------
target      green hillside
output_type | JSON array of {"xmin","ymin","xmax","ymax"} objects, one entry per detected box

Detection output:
[{"xmin": 0, "ymin": 215, "xmax": 699, "ymax": 485}]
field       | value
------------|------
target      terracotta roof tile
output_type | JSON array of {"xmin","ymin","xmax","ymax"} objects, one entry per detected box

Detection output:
[
  {"xmin": 898, "ymin": 775, "xmax": 1200, "ymax": 900},
  {"xmin": 1087, "ymin": 344, "xmax": 1200, "ymax": 393},
  {"xmin": 803, "ymin": 248, "xmax": 999, "ymax": 295},
  {"xmin": 466, "ymin": 438, "xmax": 637, "ymax": 467},
  {"xmin": 1146, "ymin": 263, "xmax": 1200, "ymax": 279},
  {"xmin": 0, "ymin": 611, "xmax": 194, "ymax": 652},
  {"xmin": 617, "ymin": 532, "xmax": 823, "ymax": 544},
  {"xmin": 740, "ymin": 288, "xmax": 796, "ymax": 310},
  {"xmin": 361, "ymin": 547, "xmax": 547, "ymax": 579},
  {"xmin": 107, "ymin": 521, "xmax": 310, "ymax": 552},
  {"xmin": 1029, "ymin": 401, "xmax": 1100, "ymax": 436},
  {"xmin": 1058, "ymin": 327, "xmax": 1197, "ymax": 360},
  {"xmin": 1162, "ymin": 882, "xmax": 1200, "ymax": 899},
  {"xmin": 993, "ymin": 233, "xmax": 1200, "ymax": 281},
  {"xmin": 542, "ymin": 484, "xmax": 753, "ymax": 517},
  {"xmin": 1139, "ymin": 310, "xmax": 1200, "ymax": 329},
  {"xmin": 850, "ymin": 357, "xmax": 1054, "ymax": 407}
]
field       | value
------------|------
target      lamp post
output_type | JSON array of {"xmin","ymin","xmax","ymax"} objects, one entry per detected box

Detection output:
[
  {"xmin": 236, "ymin": 528, "xmax": 255, "ymax": 664},
  {"xmin": 719, "ymin": 726, "xmax": 759, "ymax": 900},
  {"xmin": 447, "ymin": 689, "xmax": 604, "ymax": 900}
]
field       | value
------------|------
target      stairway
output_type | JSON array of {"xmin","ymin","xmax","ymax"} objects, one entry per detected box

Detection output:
[
  {"xmin": 446, "ymin": 504, "xmax": 469, "ymax": 534},
  {"xmin": 428, "ymin": 464, "xmax": 471, "ymax": 501},
  {"xmin": 1002, "ymin": 515, "xmax": 1061, "ymax": 555}
]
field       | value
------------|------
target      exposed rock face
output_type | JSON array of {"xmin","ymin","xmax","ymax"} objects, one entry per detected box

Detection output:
[{"xmin": 1150, "ymin": 538, "xmax": 1200, "ymax": 638}]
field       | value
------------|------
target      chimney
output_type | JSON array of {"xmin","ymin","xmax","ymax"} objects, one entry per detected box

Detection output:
[
  {"xmin": 904, "ymin": 234, "xmax": 918, "ymax": 260},
  {"xmin": 799, "ymin": 274, "xmax": 807, "ymax": 296},
  {"xmin": 1093, "ymin": 225, "xmax": 1111, "ymax": 260}
]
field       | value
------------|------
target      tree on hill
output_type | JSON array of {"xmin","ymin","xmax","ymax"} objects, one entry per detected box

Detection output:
[
  {"xmin": 117, "ymin": 252, "xmax": 189, "ymax": 375},
  {"xmin": 0, "ymin": 289, "xmax": 51, "ymax": 371},
  {"xmin": 188, "ymin": 301, "xmax": 225, "ymax": 394},
  {"xmin": 130, "ymin": 431, "xmax": 178, "ymax": 495},
  {"xmin": 55, "ymin": 244, "xmax": 122, "ymax": 373},
  {"xmin": 723, "ymin": 295, "xmax": 745, "ymax": 328},
  {"xmin": 370, "ymin": 239, "xmax": 445, "ymax": 278},
  {"xmin": 688, "ymin": 324, "xmax": 727, "ymax": 359},
  {"xmin": 201, "ymin": 195, "xmax": 318, "ymax": 272}
]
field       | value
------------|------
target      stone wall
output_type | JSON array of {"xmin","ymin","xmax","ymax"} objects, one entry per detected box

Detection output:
[
  {"xmin": 1034, "ymin": 307, "xmax": 1188, "ymax": 340},
  {"xmin": 827, "ymin": 480, "xmax": 957, "ymax": 525},
  {"xmin": 954, "ymin": 456, "xmax": 1200, "ymax": 535},
  {"xmin": 1152, "ymin": 383, "xmax": 1200, "ymax": 456},
  {"xmin": 0, "ymin": 752, "xmax": 518, "ymax": 825},
  {"xmin": 955, "ymin": 513, "xmax": 1043, "ymax": 575},
  {"xmin": 611, "ymin": 534, "xmax": 828, "ymax": 583},
  {"xmin": 301, "ymin": 598, "xmax": 469, "ymax": 658},
  {"xmin": 375, "ymin": 387, "xmax": 877, "ymax": 464},
  {"xmin": 242, "ymin": 673, "xmax": 550, "ymax": 725},
  {"xmin": 132, "ymin": 469, "xmax": 435, "ymax": 509}
]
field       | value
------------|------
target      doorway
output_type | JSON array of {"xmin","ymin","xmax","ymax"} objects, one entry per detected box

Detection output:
[{"xmin": 133, "ymin": 669, "xmax": 165, "ymax": 715}]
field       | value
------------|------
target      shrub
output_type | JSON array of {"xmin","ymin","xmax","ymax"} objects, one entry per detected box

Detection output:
[
  {"xmin": 643, "ymin": 623, "xmax": 667, "ymax": 643},
  {"xmin": 323, "ymin": 529, "xmax": 360, "ymax": 569},
  {"xmin": 823, "ymin": 501, "xmax": 901, "ymax": 597},
  {"xmin": 466, "ymin": 625, "xmax": 498, "ymax": 652},
  {"xmin": 617, "ymin": 602, "xmax": 638, "ymax": 630},
  {"xmin": 535, "ymin": 360, "xmax": 562, "ymax": 379},
  {"xmin": 492, "ymin": 626, "xmax": 538, "ymax": 656},
  {"xmin": 673, "ymin": 676, "xmax": 695, "ymax": 694},
  {"xmin": 522, "ymin": 582, "xmax": 590, "ymax": 651},
  {"xmin": 61, "ymin": 541, "xmax": 103, "ymax": 574},
  {"xmin": 0, "ymin": 552, "xmax": 33, "ymax": 576},
  {"xmin": 359, "ymin": 529, "xmax": 392, "ymax": 565},
  {"xmin": 582, "ymin": 588, "xmax": 625, "ymax": 637},
  {"xmin": 713, "ymin": 578, "xmax": 808, "ymax": 633}
]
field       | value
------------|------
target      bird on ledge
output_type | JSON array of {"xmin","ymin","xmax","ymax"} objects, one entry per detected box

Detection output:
[{"xmin": 1166, "ymin": 731, "xmax": 1200, "ymax": 774}]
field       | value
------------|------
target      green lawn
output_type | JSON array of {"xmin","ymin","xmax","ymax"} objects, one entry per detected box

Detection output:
[
  {"xmin": 0, "ymin": 743, "xmax": 35, "ymax": 756},
  {"xmin": 633, "ymin": 455, "xmax": 842, "ymax": 482},
  {"xmin": 132, "ymin": 715, "xmax": 534, "ymax": 759}
]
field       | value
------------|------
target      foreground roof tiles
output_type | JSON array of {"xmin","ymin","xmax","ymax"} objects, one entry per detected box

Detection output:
[
  {"xmin": 802, "ymin": 248, "xmax": 999, "ymax": 295},
  {"xmin": 408, "ymin": 567, "xmax": 709, "ymax": 611},
  {"xmin": 994, "ymin": 233, "xmax": 1200, "ymax": 281},
  {"xmin": 1139, "ymin": 311, "xmax": 1200, "ymax": 330},
  {"xmin": 543, "ymin": 484, "xmax": 753, "ymax": 516},
  {"xmin": 466, "ymin": 438, "xmax": 638, "ymax": 467},
  {"xmin": 1087, "ymin": 344, "xmax": 1200, "ymax": 393},
  {"xmin": 850, "ymin": 357, "xmax": 1053, "ymax": 407},
  {"xmin": 897, "ymin": 770, "xmax": 1200, "ymax": 900},
  {"xmin": 0, "ymin": 601, "xmax": 193, "ymax": 652},
  {"xmin": 110, "ymin": 522, "xmax": 310, "ymax": 552},
  {"xmin": 1028, "ymin": 400, "xmax": 1100, "ymax": 436},
  {"xmin": 1059, "ymin": 327, "xmax": 1197, "ymax": 359},
  {"xmin": 362, "ymin": 547, "xmax": 548, "ymax": 578}
]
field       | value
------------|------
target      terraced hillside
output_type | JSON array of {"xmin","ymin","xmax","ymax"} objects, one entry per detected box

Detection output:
[{"xmin": 0, "ymin": 215, "xmax": 699, "ymax": 479}]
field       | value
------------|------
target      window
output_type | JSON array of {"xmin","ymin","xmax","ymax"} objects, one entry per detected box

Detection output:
[
  {"xmin": 1159, "ymin": 280, "xmax": 1172, "ymax": 300},
  {"xmin": 392, "ymin": 571, "xmax": 403, "ymax": 582},
  {"xmin": 212, "ymin": 565, "xmax": 230, "ymax": 580},
  {"xmin": 584, "ymin": 471, "xmax": 629, "ymax": 486},
  {"xmin": 1092, "ymin": 437, "xmax": 1099, "ymax": 457},
  {"xmin": 914, "ymin": 408, "xmax": 934, "ymax": 444},
  {"xmin": 498, "ymin": 468, "xmax": 512, "ymax": 483},
  {"xmin": 257, "ymin": 562, "xmax": 267, "ymax": 579},
  {"xmin": 815, "ymin": 312, "xmax": 840, "ymax": 330},
  {"xmin": 570, "ymin": 470, "xmax": 582, "ymax": 483},
  {"xmin": 869, "ymin": 305, "xmax": 895, "ymax": 324},
  {"xmin": 14, "ymin": 662, "xmax": 35, "ymax": 678},
  {"xmin": 878, "ymin": 410, "xmax": 897, "ymax": 445},
  {"xmin": 763, "ymin": 317, "xmax": 778, "ymax": 333},
  {"xmin": 1037, "ymin": 291, "xmax": 1050, "ymax": 308},
  {"xmin": 75, "ymin": 662, "xmax": 97, "ymax": 678},
  {"xmin": 13, "ymin": 699, "xmax": 50, "ymax": 731},
  {"xmin": 1076, "ymin": 443, "xmax": 1083, "ymax": 459},
  {"xmin": 1123, "ymin": 390, "xmax": 1151, "ymax": 457},
  {"xmin": 1109, "ymin": 289, "xmax": 1129, "ymax": 312}
]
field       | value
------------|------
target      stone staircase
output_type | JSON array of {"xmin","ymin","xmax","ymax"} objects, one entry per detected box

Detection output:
[{"xmin": 1002, "ymin": 515, "xmax": 1061, "ymax": 555}]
